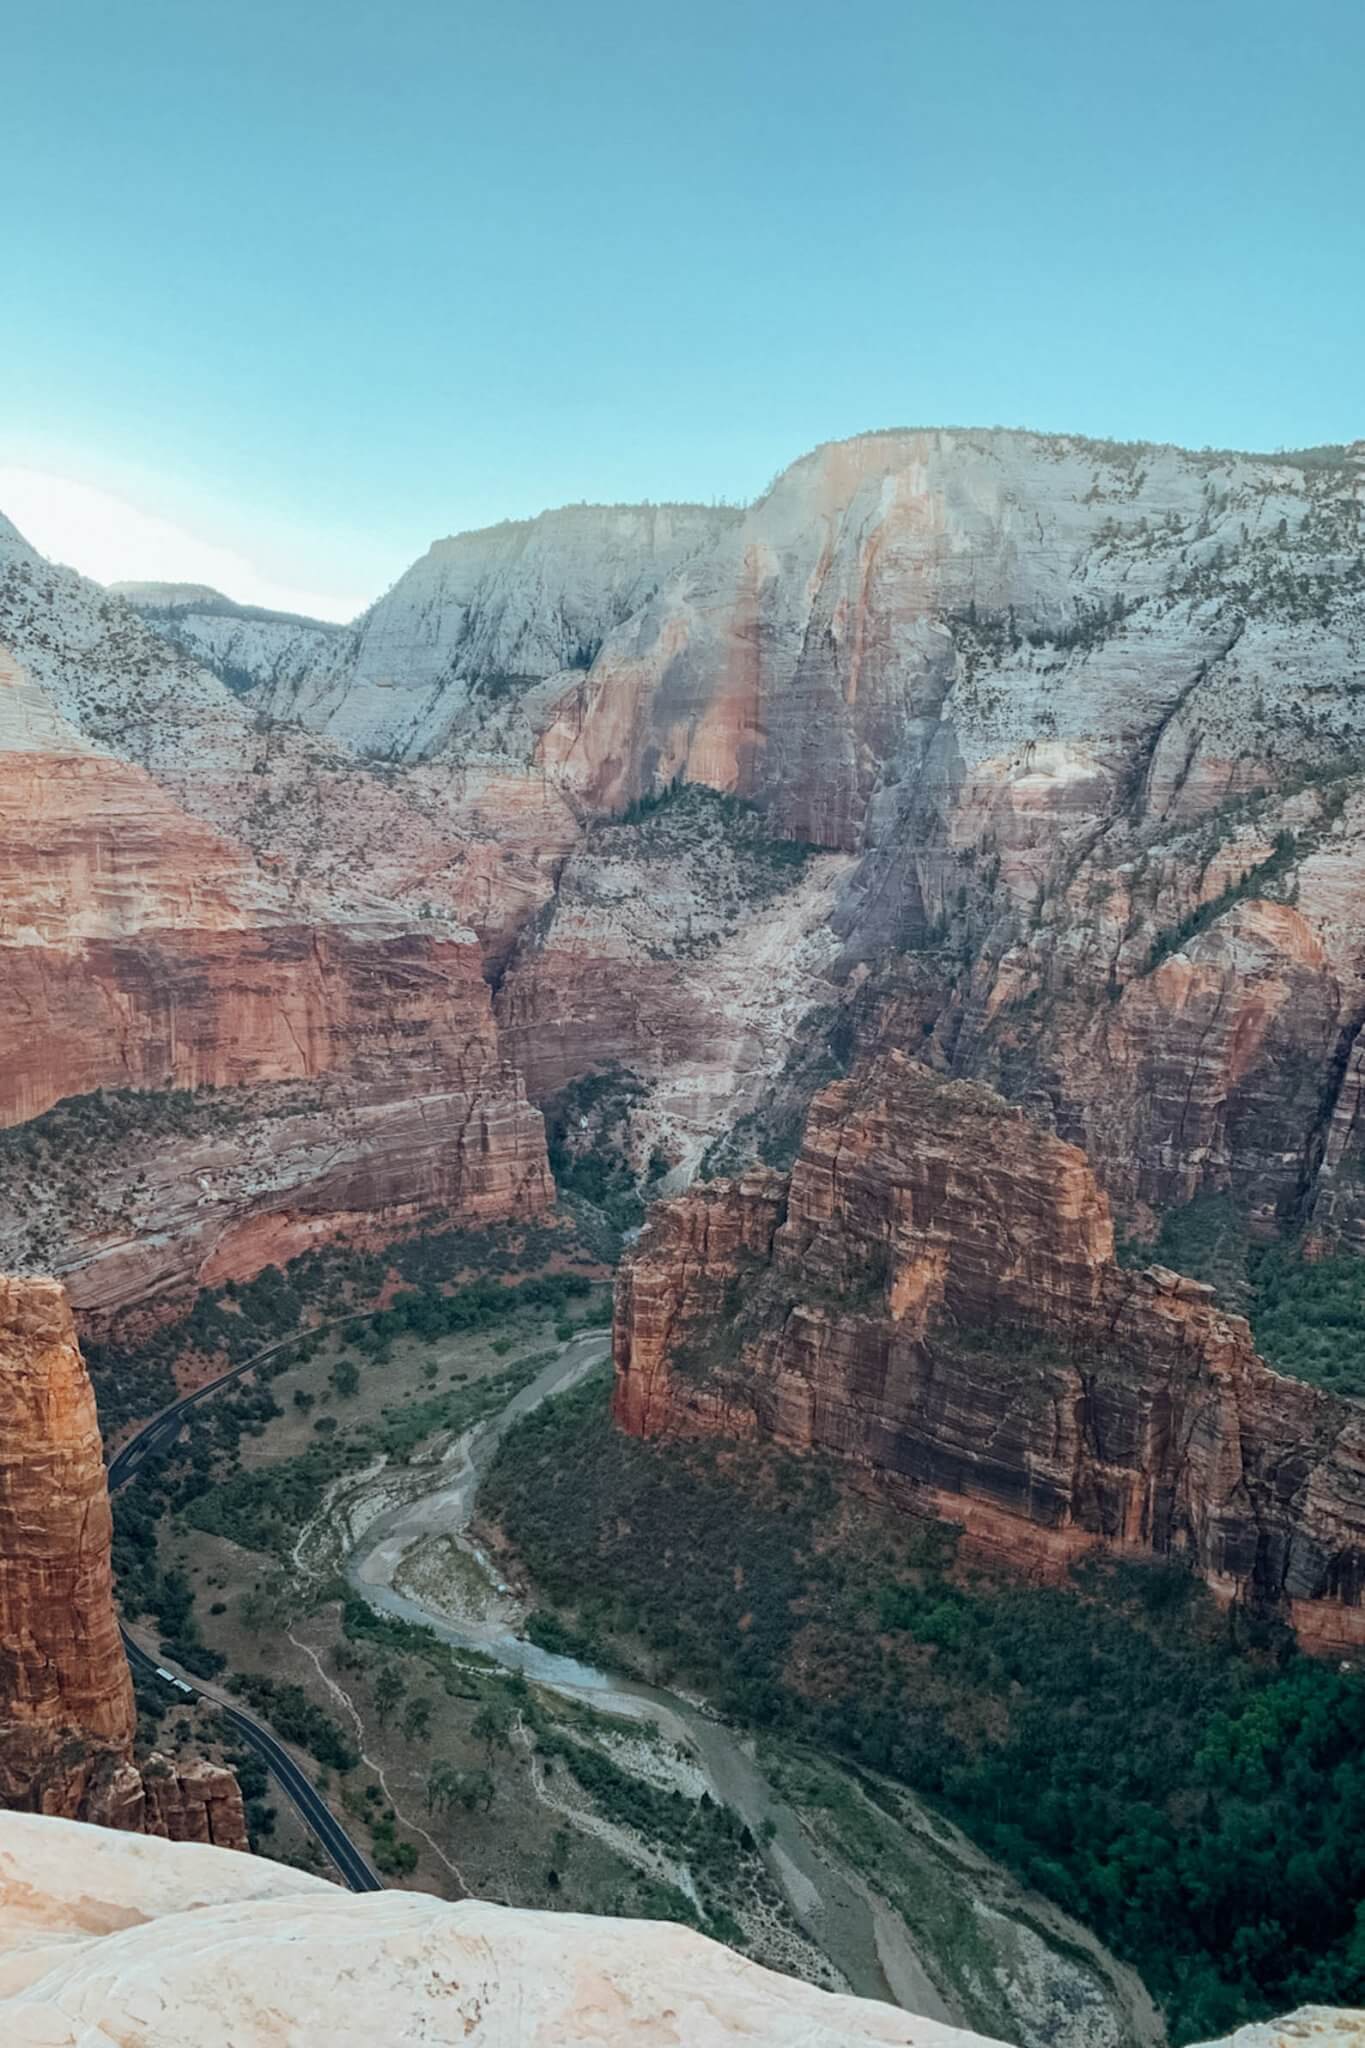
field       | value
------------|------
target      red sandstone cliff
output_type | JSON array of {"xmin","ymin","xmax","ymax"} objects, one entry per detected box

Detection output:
[
  {"xmin": 0, "ymin": 1275, "xmax": 246, "ymax": 1846},
  {"xmin": 0, "ymin": 623, "xmax": 550, "ymax": 1315},
  {"xmin": 614, "ymin": 1053, "xmax": 1365, "ymax": 1653}
]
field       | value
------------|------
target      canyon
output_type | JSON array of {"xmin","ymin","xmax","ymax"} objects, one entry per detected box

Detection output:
[
  {"xmin": 0, "ymin": 516, "xmax": 550, "ymax": 1317},
  {"xmin": 2, "ymin": 429, "xmax": 1364, "ymax": 1636},
  {"xmin": 2, "ymin": 428, "xmax": 1364, "ymax": 2040},
  {"xmin": 5, "ymin": 434, "xmax": 1365, "ymax": 1330},
  {"xmin": 0, "ymin": 1273, "xmax": 245, "ymax": 1845},
  {"xmin": 612, "ymin": 1052, "xmax": 1365, "ymax": 1648}
]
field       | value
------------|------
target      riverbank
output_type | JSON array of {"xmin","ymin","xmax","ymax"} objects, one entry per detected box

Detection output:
[{"xmin": 338, "ymin": 1343, "xmax": 1159, "ymax": 2048}]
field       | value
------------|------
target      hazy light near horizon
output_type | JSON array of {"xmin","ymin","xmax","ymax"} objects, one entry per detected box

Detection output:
[{"xmin": 0, "ymin": 468, "xmax": 369, "ymax": 623}]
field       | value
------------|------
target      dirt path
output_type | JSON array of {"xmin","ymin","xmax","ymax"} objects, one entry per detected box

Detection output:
[{"xmin": 286, "ymin": 1627, "xmax": 473, "ymax": 1897}]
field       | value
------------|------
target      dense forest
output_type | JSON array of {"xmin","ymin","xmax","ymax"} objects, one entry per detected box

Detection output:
[{"xmin": 485, "ymin": 1372, "xmax": 1365, "ymax": 2045}]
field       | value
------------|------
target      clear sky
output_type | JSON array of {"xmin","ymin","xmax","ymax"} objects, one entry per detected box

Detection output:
[{"xmin": 4, "ymin": 0, "xmax": 1361, "ymax": 618}]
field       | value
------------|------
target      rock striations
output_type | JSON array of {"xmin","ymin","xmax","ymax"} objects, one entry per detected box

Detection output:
[
  {"xmin": 4, "ymin": 427, "xmax": 1365, "ymax": 1311},
  {"xmin": 114, "ymin": 581, "xmax": 347, "ymax": 697},
  {"xmin": 0, "ymin": 1275, "xmax": 245, "ymax": 1844},
  {"xmin": 614, "ymin": 1053, "xmax": 1365, "ymax": 1652},
  {"xmin": 252, "ymin": 501, "xmax": 742, "ymax": 760},
  {"xmin": 0, "ymin": 521, "xmax": 550, "ymax": 1315}
]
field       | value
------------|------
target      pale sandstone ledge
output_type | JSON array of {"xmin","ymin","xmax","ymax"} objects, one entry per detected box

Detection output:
[
  {"xmin": 0, "ymin": 1814, "xmax": 1358, "ymax": 2048},
  {"xmin": 0, "ymin": 1810, "xmax": 934, "ymax": 2044}
]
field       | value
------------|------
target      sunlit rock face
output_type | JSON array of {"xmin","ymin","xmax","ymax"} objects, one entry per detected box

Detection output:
[
  {"xmin": 0, "ymin": 524, "xmax": 550, "ymax": 1314},
  {"xmin": 614, "ymin": 1054, "xmax": 1365, "ymax": 1653},
  {"xmin": 5, "ymin": 430, "xmax": 1365, "ymax": 1307},
  {"xmin": 0, "ymin": 1809, "xmax": 952, "ymax": 2045},
  {"xmin": 253, "ymin": 501, "xmax": 742, "ymax": 759},
  {"xmin": 0, "ymin": 1278, "xmax": 245, "ymax": 1845},
  {"xmin": 0, "ymin": 1812, "xmax": 1359, "ymax": 2047},
  {"xmin": 256, "ymin": 429, "xmax": 1365, "ymax": 1238},
  {"xmin": 114, "ymin": 580, "xmax": 348, "ymax": 697}
]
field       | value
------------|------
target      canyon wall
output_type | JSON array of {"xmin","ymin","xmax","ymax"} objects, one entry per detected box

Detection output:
[
  {"xmin": 614, "ymin": 1052, "xmax": 1365, "ymax": 1652},
  {"xmin": 251, "ymin": 501, "xmax": 741, "ymax": 760},
  {"xmin": 0, "ymin": 1275, "xmax": 245, "ymax": 1844},
  {"xmin": 115, "ymin": 581, "xmax": 347, "ymax": 697},
  {"xmin": 0, "ymin": 525, "xmax": 550, "ymax": 1316},
  {"xmin": 229, "ymin": 429, "xmax": 1365, "ymax": 1240},
  {"xmin": 4, "ymin": 430, "xmax": 1365, "ymax": 1320}
]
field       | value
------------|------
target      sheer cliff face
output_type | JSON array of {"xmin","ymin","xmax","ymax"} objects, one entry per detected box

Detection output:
[
  {"xmin": 0, "ymin": 1275, "xmax": 133, "ymax": 1765},
  {"xmin": 0, "ymin": 1277, "xmax": 243, "ymax": 1842},
  {"xmin": 527, "ymin": 433, "xmax": 1365, "ymax": 1236},
  {"xmin": 4, "ymin": 429, "xmax": 1365, "ymax": 1304},
  {"xmin": 535, "ymin": 432, "xmax": 1365, "ymax": 841},
  {"xmin": 0, "ymin": 529, "xmax": 549, "ymax": 1315},
  {"xmin": 614, "ymin": 1054, "xmax": 1365, "ymax": 1652},
  {"xmin": 245, "ymin": 428, "xmax": 1365, "ymax": 1241},
  {"xmin": 114, "ymin": 582, "xmax": 347, "ymax": 699}
]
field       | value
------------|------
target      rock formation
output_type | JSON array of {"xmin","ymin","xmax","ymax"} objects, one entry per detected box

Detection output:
[
  {"xmin": 614, "ymin": 1053, "xmax": 1365, "ymax": 1652},
  {"xmin": 114, "ymin": 581, "xmax": 348, "ymax": 696},
  {"xmin": 234, "ymin": 428, "xmax": 1365, "ymax": 1241},
  {"xmin": 0, "ymin": 524, "xmax": 550, "ymax": 1315},
  {"xmin": 0, "ymin": 1275, "xmax": 245, "ymax": 1845},
  {"xmin": 249, "ymin": 501, "xmax": 741, "ymax": 759},
  {"xmin": 0, "ymin": 1809, "xmax": 1047, "ymax": 2045},
  {"xmin": 4, "ymin": 428, "xmax": 1365, "ymax": 1313},
  {"xmin": 0, "ymin": 1811, "xmax": 1359, "ymax": 2048}
]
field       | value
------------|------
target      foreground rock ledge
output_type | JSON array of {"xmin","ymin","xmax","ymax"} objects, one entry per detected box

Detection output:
[{"xmin": 0, "ymin": 1815, "xmax": 1359, "ymax": 2048}]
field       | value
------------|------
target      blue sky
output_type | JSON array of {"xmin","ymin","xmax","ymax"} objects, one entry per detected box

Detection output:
[{"xmin": 4, "ymin": 0, "xmax": 1361, "ymax": 616}]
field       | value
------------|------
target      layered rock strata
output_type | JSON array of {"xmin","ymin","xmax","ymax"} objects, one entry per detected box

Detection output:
[
  {"xmin": 0, "ymin": 536, "xmax": 550, "ymax": 1314},
  {"xmin": 614, "ymin": 1053, "xmax": 1365, "ymax": 1651},
  {"xmin": 0, "ymin": 1276, "xmax": 244, "ymax": 1844}
]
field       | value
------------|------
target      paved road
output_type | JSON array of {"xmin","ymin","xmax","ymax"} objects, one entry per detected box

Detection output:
[
  {"xmin": 108, "ymin": 1320, "xmax": 354, "ymax": 1490},
  {"xmin": 109, "ymin": 1329, "xmax": 382, "ymax": 1893}
]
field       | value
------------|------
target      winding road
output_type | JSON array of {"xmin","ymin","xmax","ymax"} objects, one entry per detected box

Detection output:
[{"xmin": 108, "ymin": 1330, "xmax": 383, "ymax": 1894}]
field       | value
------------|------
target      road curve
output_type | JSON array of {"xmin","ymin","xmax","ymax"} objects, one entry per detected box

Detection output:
[
  {"xmin": 107, "ymin": 1318, "xmax": 357, "ymax": 1492},
  {"xmin": 109, "ymin": 1332, "xmax": 383, "ymax": 1893}
]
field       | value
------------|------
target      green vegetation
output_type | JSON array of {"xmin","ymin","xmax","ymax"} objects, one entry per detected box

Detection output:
[
  {"xmin": 1142, "ymin": 832, "xmax": 1298, "ymax": 975},
  {"xmin": 88, "ymin": 1212, "xmax": 593, "ymax": 1435},
  {"xmin": 533, "ymin": 1722, "xmax": 754, "ymax": 1946},
  {"xmin": 1123, "ymin": 1193, "xmax": 1365, "ymax": 1398},
  {"xmin": 183, "ymin": 1331, "xmax": 570, "ymax": 1559},
  {"xmin": 601, "ymin": 781, "xmax": 819, "ymax": 933},
  {"xmin": 486, "ymin": 1370, "xmax": 1365, "ymax": 2042},
  {"xmin": 228, "ymin": 1673, "xmax": 358, "ymax": 1772},
  {"xmin": 543, "ymin": 1066, "xmax": 648, "ymax": 1233}
]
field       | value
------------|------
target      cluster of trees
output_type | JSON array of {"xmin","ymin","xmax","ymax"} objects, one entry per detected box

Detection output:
[
  {"xmin": 485, "ymin": 1373, "xmax": 1365, "ymax": 2043},
  {"xmin": 1131, "ymin": 1192, "xmax": 1365, "ymax": 1399},
  {"xmin": 543, "ymin": 1068, "xmax": 649, "ymax": 1231},
  {"xmin": 89, "ymin": 1213, "xmax": 593, "ymax": 1436},
  {"xmin": 228, "ymin": 1673, "xmax": 358, "ymax": 1773}
]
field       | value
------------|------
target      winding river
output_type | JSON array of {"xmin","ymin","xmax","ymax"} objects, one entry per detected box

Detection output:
[{"xmin": 343, "ymin": 1333, "xmax": 957, "ymax": 2016}]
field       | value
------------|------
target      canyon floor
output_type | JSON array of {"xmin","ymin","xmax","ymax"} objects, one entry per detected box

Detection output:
[{"xmin": 121, "ymin": 1268, "xmax": 1153, "ymax": 2048}]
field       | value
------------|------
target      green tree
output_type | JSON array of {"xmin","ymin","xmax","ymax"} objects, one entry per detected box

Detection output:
[
  {"xmin": 373, "ymin": 1664, "xmax": 405, "ymax": 1728},
  {"xmin": 402, "ymin": 1694, "xmax": 433, "ymax": 1743},
  {"xmin": 471, "ymin": 1701, "xmax": 510, "ymax": 1766}
]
